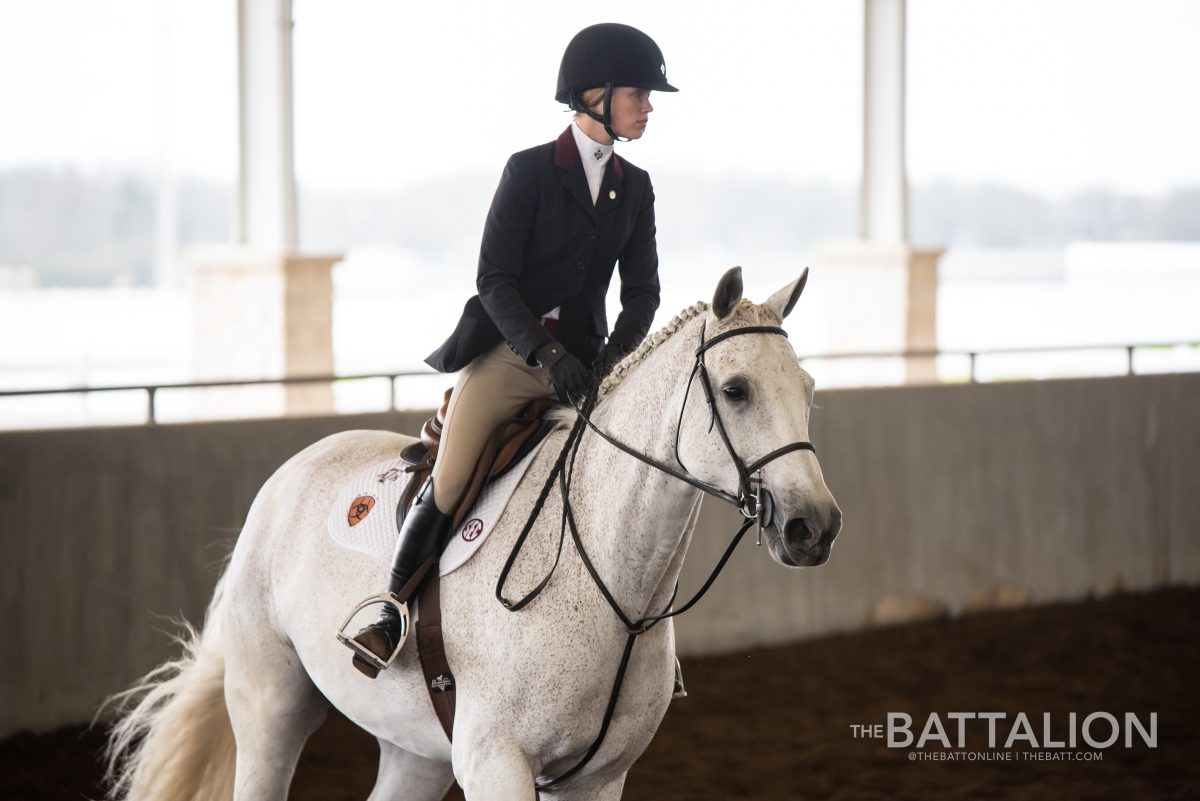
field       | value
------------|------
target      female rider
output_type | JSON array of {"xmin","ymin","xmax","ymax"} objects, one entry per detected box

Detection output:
[{"xmin": 345, "ymin": 22, "xmax": 678, "ymax": 677}]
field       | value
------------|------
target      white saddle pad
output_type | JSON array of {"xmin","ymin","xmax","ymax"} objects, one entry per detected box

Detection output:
[{"xmin": 327, "ymin": 438, "xmax": 550, "ymax": 576}]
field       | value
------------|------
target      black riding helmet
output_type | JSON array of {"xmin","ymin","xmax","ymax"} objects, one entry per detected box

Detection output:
[{"xmin": 555, "ymin": 23, "xmax": 679, "ymax": 142}]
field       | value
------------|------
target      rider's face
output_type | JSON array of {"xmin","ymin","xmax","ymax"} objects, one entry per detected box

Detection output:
[{"xmin": 591, "ymin": 87, "xmax": 654, "ymax": 141}]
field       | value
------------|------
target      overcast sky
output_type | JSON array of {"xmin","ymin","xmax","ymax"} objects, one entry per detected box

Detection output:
[{"xmin": 1, "ymin": 0, "xmax": 1197, "ymax": 198}]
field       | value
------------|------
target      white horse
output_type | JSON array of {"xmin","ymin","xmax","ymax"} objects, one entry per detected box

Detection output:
[{"xmin": 104, "ymin": 267, "xmax": 842, "ymax": 801}]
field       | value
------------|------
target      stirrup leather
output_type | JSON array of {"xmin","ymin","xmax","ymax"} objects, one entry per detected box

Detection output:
[{"xmin": 335, "ymin": 592, "xmax": 410, "ymax": 671}]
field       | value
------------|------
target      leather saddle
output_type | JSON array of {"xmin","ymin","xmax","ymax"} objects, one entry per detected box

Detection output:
[{"xmin": 396, "ymin": 388, "xmax": 557, "ymax": 531}]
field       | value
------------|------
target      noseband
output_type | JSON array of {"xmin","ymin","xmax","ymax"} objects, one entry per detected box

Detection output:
[{"xmin": 495, "ymin": 321, "xmax": 818, "ymax": 792}]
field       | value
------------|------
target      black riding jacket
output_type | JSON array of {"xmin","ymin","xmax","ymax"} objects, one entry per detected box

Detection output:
[{"xmin": 425, "ymin": 126, "xmax": 661, "ymax": 372}]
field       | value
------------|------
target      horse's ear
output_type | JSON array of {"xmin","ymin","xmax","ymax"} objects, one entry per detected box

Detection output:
[
  {"xmin": 712, "ymin": 266, "xmax": 743, "ymax": 320},
  {"xmin": 765, "ymin": 267, "xmax": 809, "ymax": 320}
]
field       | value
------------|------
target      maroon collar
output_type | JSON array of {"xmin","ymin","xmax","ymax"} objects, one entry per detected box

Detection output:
[{"xmin": 553, "ymin": 125, "xmax": 624, "ymax": 181}]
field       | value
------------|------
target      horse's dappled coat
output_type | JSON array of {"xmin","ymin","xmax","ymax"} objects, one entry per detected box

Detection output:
[{"xmin": 103, "ymin": 270, "xmax": 841, "ymax": 801}]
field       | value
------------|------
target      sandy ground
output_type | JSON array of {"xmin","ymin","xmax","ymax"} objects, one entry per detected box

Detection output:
[{"xmin": 2, "ymin": 587, "xmax": 1196, "ymax": 801}]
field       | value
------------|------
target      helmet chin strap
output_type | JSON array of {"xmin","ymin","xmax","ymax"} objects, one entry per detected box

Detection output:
[{"xmin": 577, "ymin": 83, "xmax": 632, "ymax": 144}]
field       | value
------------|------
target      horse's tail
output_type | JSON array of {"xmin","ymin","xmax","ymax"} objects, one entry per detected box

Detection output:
[{"xmin": 100, "ymin": 574, "xmax": 236, "ymax": 801}]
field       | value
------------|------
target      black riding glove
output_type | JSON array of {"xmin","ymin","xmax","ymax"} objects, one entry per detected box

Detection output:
[
  {"xmin": 534, "ymin": 340, "xmax": 593, "ymax": 406},
  {"xmin": 592, "ymin": 342, "xmax": 631, "ymax": 380}
]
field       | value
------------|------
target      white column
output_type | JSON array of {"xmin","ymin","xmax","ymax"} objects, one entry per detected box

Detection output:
[
  {"xmin": 153, "ymin": 0, "xmax": 180, "ymax": 287},
  {"xmin": 237, "ymin": 0, "xmax": 297, "ymax": 249},
  {"xmin": 861, "ymin": 0, "xmax": 907, "ymax": 243},
  {"xmin": 188, "ymin": 248, "xmax": 340, "ymax": 416},
  {"xmin": 187, "ymin": 0, "xmax": 340, "ymax": 418},
  {"xmin": 815, "ymin": 0, "xmax": 942, "ymax": 385}
]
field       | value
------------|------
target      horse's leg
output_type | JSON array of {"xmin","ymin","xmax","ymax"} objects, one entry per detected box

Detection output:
[
  {"xmin": 595, "ymin": 774, "xmax": 630, "ymax": 801},
  {"xmin": 224, "ymin": 631, "xmax": 329, "ymax": 800},
  {"xmin": 550, "ymin": 772, "xmax": 628, "ymax": 801},
  {"xmin": 368, "ymin": 740, "xmax": 455, "ymax": 801},
  {"xmin": 453, "ymin": 738, "xmax": 537, "ymax": 801}
]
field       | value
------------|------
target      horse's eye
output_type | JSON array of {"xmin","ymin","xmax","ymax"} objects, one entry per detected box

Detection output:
[{"xmin": 722, "ymin": 384, "xmax": 747, "ymax": 402}]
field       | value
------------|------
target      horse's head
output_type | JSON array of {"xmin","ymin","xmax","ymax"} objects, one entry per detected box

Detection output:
[{"xmin": 675, "ymin": 267, "xmax": 842, "ymax": 567}]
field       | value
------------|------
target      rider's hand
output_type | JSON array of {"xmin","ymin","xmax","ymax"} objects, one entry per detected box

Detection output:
[
  {"xmin": 534, "ymin": 340, "xmax": 593, "ymax": 406},
  {"xmin": 592, "ymin": 342, "xmax": 631, "ymax": 380}
]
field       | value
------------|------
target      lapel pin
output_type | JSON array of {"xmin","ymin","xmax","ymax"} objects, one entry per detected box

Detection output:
[{"xmin": 609, "ymin": 189, "xmax": 617, "ymax": 200}]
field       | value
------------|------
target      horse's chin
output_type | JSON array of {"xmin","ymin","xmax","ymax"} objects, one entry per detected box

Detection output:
[{"xmin": 765, "ymin": 527, "xmax": 831, "ymax": 568}]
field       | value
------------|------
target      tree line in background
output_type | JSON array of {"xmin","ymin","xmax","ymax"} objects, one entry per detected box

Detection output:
[{"xmin": 0, "ymin": 166, "xmax": 1197, "ymax": 287}]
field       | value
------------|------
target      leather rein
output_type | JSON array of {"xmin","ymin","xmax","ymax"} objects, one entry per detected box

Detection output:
[{"xmin": 495, "ymin": 321, "xmax": 816, "ymax": 792}]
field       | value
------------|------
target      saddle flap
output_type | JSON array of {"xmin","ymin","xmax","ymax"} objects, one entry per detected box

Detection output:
[
  {"xmin": 399, "ymin": 391, "xmax": 557, "ymax": 531},
  {"xmin": 448, "ymin": 396, "xmax": 555, "ymax": 530}
]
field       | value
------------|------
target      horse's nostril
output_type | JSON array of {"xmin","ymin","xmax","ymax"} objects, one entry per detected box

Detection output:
[{"xmin": 784, "ymin": 517, "xmax": 818, "ymax": 545}]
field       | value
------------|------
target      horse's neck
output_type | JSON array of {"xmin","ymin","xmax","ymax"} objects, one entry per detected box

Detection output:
[{"xmin": 570, "ymin": 318, "xmax": 705, "ymax": 617}]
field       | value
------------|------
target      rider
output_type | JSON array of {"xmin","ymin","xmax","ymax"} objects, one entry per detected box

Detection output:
[{"xmin": 344, "ymin": 22, "xmax": 678, "ymax": 677}]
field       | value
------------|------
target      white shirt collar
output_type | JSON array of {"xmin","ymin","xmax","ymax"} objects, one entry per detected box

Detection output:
[
  {"xmin": 571, "ymin": 121, "xmax": 613, "ymax": 168},
  {"xmin": 571, "ymin": 121, "xmax": 613, "ymax": 204}
]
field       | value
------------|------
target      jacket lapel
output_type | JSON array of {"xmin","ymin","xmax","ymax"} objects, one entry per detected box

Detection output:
[
  {"xmin": 593, "ymin": 155, "xmax": 625, "ymax": 219},
  {"xmin": 554, "ymin": 126, "xmax": 597, "ymax": 220}
]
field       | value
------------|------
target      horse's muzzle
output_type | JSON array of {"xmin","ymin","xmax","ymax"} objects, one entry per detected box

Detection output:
[{"xmin": 779, "ymin": 508, "xmax": 842, "ymax": 566}]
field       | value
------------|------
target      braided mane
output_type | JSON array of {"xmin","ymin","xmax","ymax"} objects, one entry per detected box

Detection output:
[{"xmin": 598, "ymin": 301, "xmax": 709, "ymax": 397}]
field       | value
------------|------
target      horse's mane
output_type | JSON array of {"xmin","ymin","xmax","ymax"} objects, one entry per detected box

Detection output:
[
  {"xmin": 598, "ymin": 300, "xmax": 710, "ymax": 397},
  {"xmin": 546, "ymin": 297, "xmax": 775, "ymax": 428}
]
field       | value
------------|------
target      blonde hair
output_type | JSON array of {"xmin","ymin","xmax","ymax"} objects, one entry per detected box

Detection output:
[{"xmin": 577, "ymin": 86, "xmax": 606, "ymax": 113}]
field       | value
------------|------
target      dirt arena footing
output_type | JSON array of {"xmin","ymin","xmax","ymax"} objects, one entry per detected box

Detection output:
[{"xmin": 2, "ymin": 587, "xmax": 1196, "ymax": 800}]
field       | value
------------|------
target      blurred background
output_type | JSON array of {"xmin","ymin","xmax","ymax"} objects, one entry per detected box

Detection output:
[
  {"xmin": 1, "ymin": 2, "xmax": 1198, "ymax": 798},
  {"xmin": 1, "ymin": 0, "xmax": 1197, "ymax": 426}
]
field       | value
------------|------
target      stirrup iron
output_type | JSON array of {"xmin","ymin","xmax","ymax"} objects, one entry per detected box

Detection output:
[{"xmin": 335, "ymin": 592, "xmax": 410, "ymax": 671}]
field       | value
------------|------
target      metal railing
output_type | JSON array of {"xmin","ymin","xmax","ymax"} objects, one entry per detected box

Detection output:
[
  {"xmin": 797, "ymin": 341, "xmax": 1200, "ymax": 381},
  {"xmin": 1, "ymin": 341, "xmax": 1196, "ymax": 426},
  {"xmin": 0, "ymin": 370, "xmax": 436, "ymax": 425}
]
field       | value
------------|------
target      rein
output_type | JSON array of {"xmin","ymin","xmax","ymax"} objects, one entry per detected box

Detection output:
[{"xmin": 494, "ymin": 321, "xmax": 816, "ymax": 792}]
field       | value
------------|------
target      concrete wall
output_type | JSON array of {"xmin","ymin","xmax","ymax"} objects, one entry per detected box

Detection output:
[
  {"xmin": 0, "ymin": 410, "xmax": 426, "ymax": 737},
  {"xmin": 675, "ymin": 371, "xmax": 1200, "ymax": 654},
  {"xmin": 2, "ymin": 373, "xmax": 1197, "ymax": 736}
]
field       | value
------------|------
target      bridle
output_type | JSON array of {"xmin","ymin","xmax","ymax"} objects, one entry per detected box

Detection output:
[
  {"xmin": 495, "ymin": 320, "xmax": 817, "ymax": 792},
  {"xmin": 593, "ymin": 319, "xmax": 816, "ymax": 523}
]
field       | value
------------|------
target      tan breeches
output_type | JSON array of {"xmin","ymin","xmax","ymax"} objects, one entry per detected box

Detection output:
[{"xmin": 429, "ymin": 341, "xmax": 556, "ymax": 514}]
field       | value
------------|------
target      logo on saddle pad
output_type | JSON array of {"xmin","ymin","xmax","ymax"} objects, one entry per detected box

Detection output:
[
  {"xmin": 347, "ymin": 495, "xmax": 376, "ymax": 527},
  {"xmin": 376, "ymin": 467, "xmax": 405, "ymax": 483},
  {"xmin": 431, "ymin": 673, "xmax": 455, "ymax": 693},
  {"xmin": 460, "ymin": 518, "xmax": 484, "ymax": 542}
]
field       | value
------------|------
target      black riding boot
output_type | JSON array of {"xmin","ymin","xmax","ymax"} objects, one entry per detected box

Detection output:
[{"xmin": 345, "ymin": 478, "xmax": 453, "ymax": 678}]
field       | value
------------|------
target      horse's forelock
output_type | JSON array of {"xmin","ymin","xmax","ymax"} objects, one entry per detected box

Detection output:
[{"xmin": 716, "ymin": 298, "xmax": 777, "ymax": 329}]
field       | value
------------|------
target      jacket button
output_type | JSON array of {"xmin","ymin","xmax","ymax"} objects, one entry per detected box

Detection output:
[
  {"xmin": 586, "ymin": 232, "xmax": 596, "ymax": 240},
  {"xmin": 576, "ymin": 261, "xmax": 585, "ymax": 271}
]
